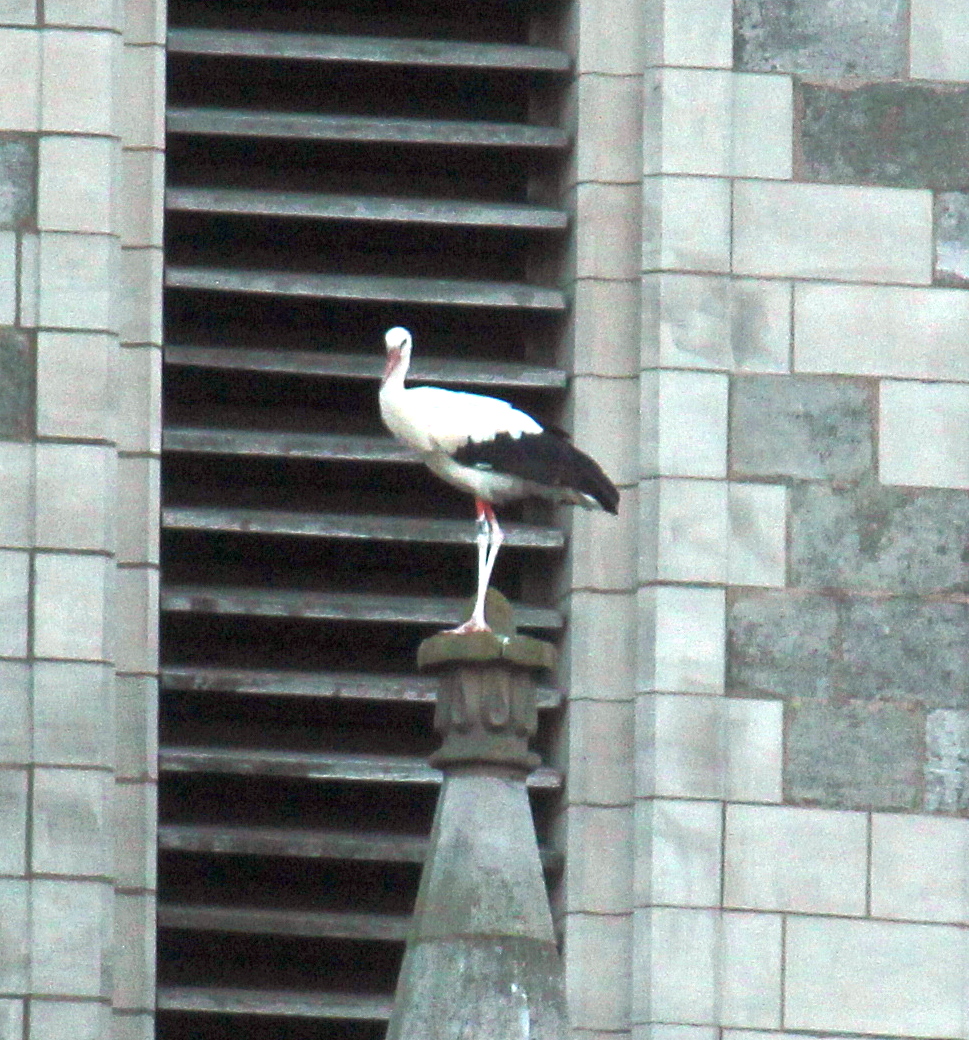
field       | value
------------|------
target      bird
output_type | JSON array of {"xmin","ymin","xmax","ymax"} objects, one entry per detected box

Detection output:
[{"xmin": 379, "ymin": 326, "xmax": 619, "ymax": 634}]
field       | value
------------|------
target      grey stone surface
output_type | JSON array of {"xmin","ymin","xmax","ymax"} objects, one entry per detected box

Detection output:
[
  {"xmin": 840, "ymin": 598, "xmax": 969, "ymax": 709},
  {"xmin": 734, "ymin": 0, "xmax": 907, "ymax": 78},
  {"xmin": 791, "ymin": 483, "xmax": 969, "ymax": 594},
  {"xmin": 797, "ymin": 82, "xmax": 969, "ymax": 189},
  {"xmin": 730, "ymin": 375, "xmax": 873, "ymax": 480},
  {"xmin": 728, "ymin": 591, "xmax": 838, "ymax": 700},
  {"xmin": 785, "ymin": 699, "xmax": 923, "ymax": 810},
  {"xmin": 0, "ymin": 136, "xmax": 35, "ymax": 229},
  {"xmin": 0, "ymin": 329, "xmax": 34, "ymax": 441},
  {"xmin": 935, "ymin": 192, "xmax": 969, "ymax": 286},
  {"xmin": 388, "ymin": 772, "xmax": 567, "ymax": 1038},
  {"xmin": 0, "ymin": 879, "xmax": 28, "ymax": 991},
  {"xmin": 925, "ymin": 709, "xmax": 969, "ymax": 812}
]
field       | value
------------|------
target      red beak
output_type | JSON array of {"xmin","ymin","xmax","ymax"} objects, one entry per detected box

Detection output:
[{"xmin": 383, "ymin": 347, "xmax": 401, "ymax": 381}]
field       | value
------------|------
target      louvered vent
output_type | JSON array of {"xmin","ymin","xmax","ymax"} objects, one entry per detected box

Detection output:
[{"xmin": 159, "ymin": 0, "xmax": 572, "ymax": 1035}]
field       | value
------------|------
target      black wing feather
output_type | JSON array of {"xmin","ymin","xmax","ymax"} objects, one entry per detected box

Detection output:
[{"xmin": 454, "ymin": 431, "xmax": 619, "ymax": 513}]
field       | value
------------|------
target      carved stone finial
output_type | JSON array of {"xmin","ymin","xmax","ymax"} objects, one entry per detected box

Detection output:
[{"xmin": 417, "ymin": 590, "xmax": 555, "ymax": 773}]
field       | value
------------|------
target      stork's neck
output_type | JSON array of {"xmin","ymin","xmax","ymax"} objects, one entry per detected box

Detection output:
[{"xmin": 380, "ymin": 343, "xmax": 411, "ymax": 398}]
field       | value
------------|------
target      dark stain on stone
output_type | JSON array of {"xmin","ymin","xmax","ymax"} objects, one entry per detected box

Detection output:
[
  {"xmin": 0, "ymin": 329, "xmax": 35, "ymax": 441},
  {"xmin": 798, "ymin": 81, "xmax": 969, "ymax": 189}
]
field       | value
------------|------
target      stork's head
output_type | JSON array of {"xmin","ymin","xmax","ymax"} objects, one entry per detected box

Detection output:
[{"xmin": 383, "ymin": 326, "xmax": 412, "ymax": 382}]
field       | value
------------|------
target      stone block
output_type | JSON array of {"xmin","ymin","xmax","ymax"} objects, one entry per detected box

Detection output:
[
  {"xmin": 643, "ymin": 176, "xmax": 731, "ymax": 274},
  {"xmin": 926, "ymin": 709, "xmax": 969, "ymax": 812},
  {"xmin": 785, "ymin": 916, "xmax": 965, "ymax": 1037},
  {"xmin": 645, "ymin": 693, "xmax": 782, "ymax": 802},
  {"xmin": 36, "ymin": 331, "xmax": 116, "ymax": 441},
  {"xmin": 0, "ymin": 441, "xmax": 32, "ymax": 548},
  {"xmin": 790, "ymin": 482, "xmax": 969, "ymax": 594},
  {"xmin": 33, "ymin": 552, "xmax": 111, "ymax": 661},
  {"xmin": 639, "ymin": 585, "xmax": 725, "ymax": 695},
  {"xmin": 31, "ymin": 880, "xmax": 110, "ymax": 996},
  {"xmin": 911, "ymin": 0, "xmax": 969, "ymax": 80},
  {"xmin": 41, "ymin": 30, "xmax": 116, "ymax": 135},
  {"xmin": 115, "ymin": 673, "xmax": 158, "ymax": 781},
  {"xmin": 568, "ymin": 0, "xmax": 645, "ymax": 74},
  {"xmin": 871, "ymin": 813, "xmax": 969, "ymax": 924},
  {"xmin": 44, "ymin": 0, "xmax": 118, "ymax": 27},
  {"xmin": 0, "ymin": 768, "xmax": 26, "ymax": 874},
  {"xmin": 730, "ymin": 375, "xmax": 873, "ymax": 481},
  {"xmin": 38, "ymin": 135, "xmax": 115, "ymax": 234},
  {"xmin": 881, "ymin": 379, "xmax": 969, "ymax": 490},
  {"xmin": 36, "ymin": 444, "xmax": 114, "ymax": 552},
  {"xmin": 796, "ymin": 282, "xmax": 969, "ymax": 380},
  {"xmin": 562, "ymin": 590, "xmax": 636, "ymax": 701},
  {"xmin": 636, "ymin": 798, "xmax": 721, "ymax": 907},
  {"xmin": 0, "ymin": 329, "xmax": 34, "ymax": 441},
  {"xmin": 638, "ymin": 907, "xmax": 781, "ymax": 1027},
  {"xmin": 569, "ymin": 373, "xmax": 639, "ymax": 487},
  {"xmin": 33, "ymin": 661, "xmax": 114, "ymax": 767},
  {"xmin": 573, "ymin": 183, "xmax": 641, "ymax": 281},
  {"xmin": 654, "ymin": 69, "xmax": 792, "ymax": 180},
  {"xmin": 934, "ymin": 192, "xmax": 969, "ymax": 286},
  {"xmin": 32, "ymin": 767, "xmax": 110, "ymax": 877},
  {"xmin": 644, "ymin": 0, "xmax": 732, "ymax": 68},
  {"xmin": 727, "ymin": 483, "xmax": 787, "ymax": 588},
  {"xmin": 563, "ymin": 913, "xmax": 631, "ymax": 1031},
  {"xmin": 0, "ymin": 1000, "xmax": 23, "ymax": 1040},
  {"xmin": 123, "ymin": 0, "xmax": 164, "ymax": 44},
  {"xmin": 735, "ymin": 0, "xmax": 907, "ymax": 78},
  {"xmin": 111, "ymin": 1012, "xmax": 155, "ymax": 1040},
  {"xmin": 38, "ymin": 231, "xmax": 118, "ymax": 331},
  {"xmin": 729, "ymin": 591, "xmax": 837, "ymax": 699},
  {"xmin": 0, "ymin": 0, "xmax": 35, "ymax": 24},
  {"xmin": 642, "ymin": 370, "xmax": 728, "ymax": 478},
  {"xmin": 642, "ymin": 273, "xmax": 790, "ymax": 373},
  {"xmin": 567, "ymin": 699, "xmax": 635, "ymax": 806},
  {"xmin": 569, "ymin": 278, "xmax": 640, "ymax": 377},
  {"xmin": 114, "ymin": 781, "xmax": 157, "ymax": 890},
  {"xmin": 17, "ymin": 231, "xmax": 36, "ymax": 326},
  {"xmin": 724, "ymin": 804, "xmax": 866, "ymax": 915},
  {"xmin": 0, "ymin": 28, "xmax": 40, "ymax": 130},
  {"xmin": 797, "ymin": 81, "xmax": 969, "ymax": 190},
  {"xmin": 785, "ymin": 699, "xmax": 923, "ymax": 810},
  {"xmin": 120, "ymin": 246, "xmax": 163, "ymax": 344},
  {"xmin": 564, "ymin": 804, "xmax": 632, "ymax": 914},
  {"xmin": 0, "ymin": 230, "xmax": 13, "ymax": 324},
  {"xmin": 120, "ymin": 43, "xmax": 164, "ymax": 149},
  {"xmin": 117, "ymin": 455, "xmax": 159, "ymax": 565},
  {"xmin": 0, "ymin": 549, "xmax": 28, "ymax": 658},
  {"xmin": 115, "ymin": 565, "xmax": 158, "ymax": 674},
  {"xmin": 841, "ymin": 597, "xmax": 969, "ymax": 709},
  {"xmin": 116, "ymin": 345, "xmax": 161, "ymax": 453},
  {"xmin": 29, "ymin": 1000, "xmax": 107, "ymax": 1040},
  {"xmin": 0, "ymin": 660, "xmax": 29, "ymax": 764},
  {"xmin": 0, "ymin": 879, "xmax": 28, "ymax": 991},
  {"xmin": 0, "ymin": 136, "xmax": 35, "ymax": 229},
  {"xmin": 569, "ymin": 74, "xmax": 643, "ymax": 185},
  {"xmin": 568, "ymin": 490, "xmax": 636, "ymax": 592},
  {"xmin": 120, "ymin": 147, "xmax": 164, "ymax": 248},
  {"xmin": 734, "ymin": 180, "xmax": 931, "ymax": 284}
]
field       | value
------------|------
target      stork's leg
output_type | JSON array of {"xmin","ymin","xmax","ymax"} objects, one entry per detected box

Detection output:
[{"xmin": 447, "ymin": 498, "xmax": 499, "ymax": 634}]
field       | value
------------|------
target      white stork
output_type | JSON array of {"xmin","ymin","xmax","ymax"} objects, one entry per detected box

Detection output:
[{"xmin": 379, "ymin": 326, "xmax": 619, "ymax": 634}]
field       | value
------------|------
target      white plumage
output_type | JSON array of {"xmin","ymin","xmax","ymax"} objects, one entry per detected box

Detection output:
[{"xmin": 379, "ymin": 326, "xmax": 619, "ymax": 633}]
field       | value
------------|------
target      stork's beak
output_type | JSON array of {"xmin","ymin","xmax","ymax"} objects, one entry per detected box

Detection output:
[{"xmin": 383, "ymin": 347, "xmax": 401, "ymax": 381}]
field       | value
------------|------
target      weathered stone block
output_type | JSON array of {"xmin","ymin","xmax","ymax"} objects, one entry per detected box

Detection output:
[
  {"xmin": 730, "ymin": 375, "xmax": 873, "ymax": 481},
  {"xmin": 797, "ymin": 82, "xmax": 969, "ymax": 189},
  {"xmin": 791, "ymin": 483, "xmax": 969, "ymax": 594},
  {"xmin": 785, "ymin": 699, "xmax": 923, "ymax": 810},
  {"xmin": 934, "ymin": 192, "xmax": 969, "ymax": 286},
  {"xmin": 728, "ymin": 591, "xmax": 838, "ymax": 699},
  {"xmin": 0, "ymin": 137, "xmax": 35, "ymax": 229},
  {"xmin": 0, "ymin": 329, "xmax": 34, "ymax": 441},
  {"xmin": 734, "ymin": 0, "xmax": 907, "ymax": 78},
  {"xmin": 926, "ymin": 709, "xmax": 969, "ymax": 812}
]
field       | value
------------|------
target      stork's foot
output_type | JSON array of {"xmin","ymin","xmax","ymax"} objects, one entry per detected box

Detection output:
[{"xmin": 444, "ymin": 616, "xmax": 492, "ymax": 635}]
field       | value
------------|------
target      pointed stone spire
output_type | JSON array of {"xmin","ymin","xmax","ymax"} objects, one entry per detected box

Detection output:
[{"xmin": 386, "ymin": 591, "xmax": 569, "ymax": 1040}]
